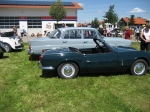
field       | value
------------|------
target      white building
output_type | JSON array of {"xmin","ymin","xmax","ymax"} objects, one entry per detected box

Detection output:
[{"xmin": 0, "ymin": 0, "xmax": 82, "ymax": 36}]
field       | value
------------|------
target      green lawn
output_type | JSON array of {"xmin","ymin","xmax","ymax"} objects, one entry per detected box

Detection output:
[{"xmin": 0, "ymin": 42, "xmax": 150, "ymax": 112}]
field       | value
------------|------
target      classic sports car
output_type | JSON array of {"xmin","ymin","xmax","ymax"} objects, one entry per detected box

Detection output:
[
  {"xmin": 38, "ymin": 37, "xmax": 150, "ymax": 79},
  {"xmin": 0, "ymin": 41, "xmax": 6, "ymax": 58},
  {"xmin": 0, "ymin": 31, "xmax": 24, "ymax": 52},
  {"xmin": 28, "ymin": 27, "xmax": 131, "ymax": 55}
]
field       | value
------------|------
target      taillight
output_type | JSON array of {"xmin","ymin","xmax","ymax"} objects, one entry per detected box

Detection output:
[
  {"xmin": 42, "ymin": 49, "xmax": 45, "ymax": 53},
  {"xmin": 39, "ymin": 55, "xmax": 43, "ymax": 60}
]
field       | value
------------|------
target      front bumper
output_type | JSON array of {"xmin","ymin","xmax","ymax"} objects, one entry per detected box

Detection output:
[
  {"xmin": 38, "ymin": 61, "xmax": 55, "ymax": 70},
  {"xmin": 15, "ymin": 43, "xmax": 24, "ymax": 49}
]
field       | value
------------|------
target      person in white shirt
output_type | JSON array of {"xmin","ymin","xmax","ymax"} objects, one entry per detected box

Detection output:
[{"xmin": 140, "ymin": 24, "xmax": 150, "ymax": 51}]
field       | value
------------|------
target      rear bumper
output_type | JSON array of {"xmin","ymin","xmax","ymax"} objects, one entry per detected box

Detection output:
[
  {"xmin": 28, "ymin": 49, "xmax": 34, "ymax": 54},
  {"xmin": 38, "ymin": 61, "xmax": 55, "ymax": 70}
]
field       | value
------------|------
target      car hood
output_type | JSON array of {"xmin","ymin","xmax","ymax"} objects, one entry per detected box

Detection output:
[{"xmin": 113, "ymin": 46, "xmax": 137, "ymax": 52}]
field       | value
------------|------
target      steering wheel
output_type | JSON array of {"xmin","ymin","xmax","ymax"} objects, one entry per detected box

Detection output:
[{"xmin": 95, "ymin": 45, "xmax": 102, "ymax": 53}]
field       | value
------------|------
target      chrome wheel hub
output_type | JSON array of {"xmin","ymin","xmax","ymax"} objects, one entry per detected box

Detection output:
[
  {"xmin": 134, "ymin": 62, "xmax": 145, "ymax": 75},
  {"xmin": 61, "ymin": 64, "xmax": 75, "ymax": 77}
]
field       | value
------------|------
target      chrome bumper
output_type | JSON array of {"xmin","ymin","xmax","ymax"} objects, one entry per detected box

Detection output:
[
  {"xmin": 38, "ymin": 61, "xmax": 54, "ymax": 70},
  {"xmin": 28, "ymin": 49, "xmax": 34, "ymax": 54},
  {"xmin": 15, "ymin": 43, "xmax": 24, "ymax": 49}
]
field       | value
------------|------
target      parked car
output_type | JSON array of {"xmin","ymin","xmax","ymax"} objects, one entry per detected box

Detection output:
[
  {"xmin": 0, "ymin": 41, "xmax": 6, "ymax": 58},
  {"xmin": 110, "ymin": 28, "xmax": 123, "ymax": 37},
  {"xmin": 0, "ymin": 31, "xmax": 24, "ymax": 52},
  {"xmin": 38, "ymin": 37, "xmax": 150, "ymax": 79},
  {"xmin": 28, "ymin": 27, "xmax": 131, "ymax": 55}
]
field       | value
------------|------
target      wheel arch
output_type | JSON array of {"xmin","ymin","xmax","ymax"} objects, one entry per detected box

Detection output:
[
  {"xmin": 56, "ymin": 60, "xmax": 80, "ymax": 73},
  {"xmin": 134, "ymin": 57, "xmax": 149, "ymax": 66},
  {"xmin": 127, "ymin": 57, "xmax": 149, "ymax": 72}
]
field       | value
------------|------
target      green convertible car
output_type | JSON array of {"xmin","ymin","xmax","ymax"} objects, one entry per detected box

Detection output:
[{"xmin": 38, "ymin": 37, "xmax": 150, "ymax": 79}]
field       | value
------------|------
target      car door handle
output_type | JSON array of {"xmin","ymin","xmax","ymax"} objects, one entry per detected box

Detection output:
[
  {"xmin": 63, "ymin": 41, "xmax": 67, "ymax": 43},
  {"xmin": 84, "ymin": 41, "xmax": 88, "ymax": 43},
  {"xmin": 86, "ymin": 60, "xmax": 91, "ymax": 63}
]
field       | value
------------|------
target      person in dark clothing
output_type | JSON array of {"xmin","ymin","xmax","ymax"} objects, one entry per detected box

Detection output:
[
  {"xmin": 98, "ymin": 27, "xmax": 104, "ymax": 36},
  {"xmin": 91, "ymin": 23, "xmax": 96, "ymax": 28}
]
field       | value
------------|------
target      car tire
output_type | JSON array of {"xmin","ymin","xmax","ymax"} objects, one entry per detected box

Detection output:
[
  {"xmin": 57, "ymin": 62, "xmax": 79, "ymax": 79},
  {"xmin": 0, "ymin": 53, "xmax": 3, "ymax": 59},
  {"xmin": 4, "ymin": 43, "xmax": 11, "ymax": 52},
  {"xmin": 130, "ymin": 59, "xmax": 148, "ymax": 76}
]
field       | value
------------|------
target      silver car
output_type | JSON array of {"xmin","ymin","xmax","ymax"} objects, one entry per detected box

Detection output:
[{"xmin": 28, "ymin": 27, "xmax": 131, "ymax": 55}]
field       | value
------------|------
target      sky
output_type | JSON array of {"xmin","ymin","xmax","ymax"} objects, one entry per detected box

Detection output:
[
  {"xmin": 3, "ymin": 0, "xmax": 150, "ymax": 23},
  {"xmin": 69, "ymin": 0, "xmax": 150, "ymax": 23}
]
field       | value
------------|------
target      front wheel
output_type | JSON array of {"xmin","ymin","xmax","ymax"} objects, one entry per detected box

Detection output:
[
  {"xmin": 4, "ymin": 43, "xmax": 11, "ymax": 52},
  {"xmin": 57, "ymin": 62, "xmax": 79, "ymax": 79},
  {"xmin": 130, "ymin": 59, "xmax": 148, "ymax": 76}
]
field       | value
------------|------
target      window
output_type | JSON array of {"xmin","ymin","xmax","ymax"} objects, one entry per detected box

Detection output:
[
  {"xmin": 27, "ymin": 17, "xmax": 42, "ymax": 28},
  {"xmin": 64, "ymin": 30, "xmax": 82, "ymax": 39},
  {"xmin": 0, "ymin": 17, "xmax": 19, "ymax": 28},
  {"xmin": 83, "ymin": 30, "xmax": 97, "ymax": 39}
]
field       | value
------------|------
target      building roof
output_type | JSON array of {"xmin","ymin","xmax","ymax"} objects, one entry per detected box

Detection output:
[
  {"xmin": 134, "ymin": 18, "xmax": 147, "ymax": 24},
  {"xmin": 122, "ymin": 17, "xmax": 146, "ymax": 25},
  {"xmin": 0, "ymin": 0, "xmax": 83, "ymax": 9}
]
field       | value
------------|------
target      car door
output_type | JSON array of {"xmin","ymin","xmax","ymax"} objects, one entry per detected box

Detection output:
[
  {"xmin": 62, "ymin": 30, "xmax": 84, "ymax": 49},
  {"xmin": 85, "ymin": 52, "xmax": 118, "ymax": 72},
  {"xmin": 83, "ymin": 30, "xmax": 97, "ymax": 48}
]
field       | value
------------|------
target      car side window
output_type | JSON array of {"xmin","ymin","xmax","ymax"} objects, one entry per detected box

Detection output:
[
  {"xmin": 64, "ymin": 30, "xmax": 82, "ymax": 39},
  {"xmin": 83, "ymin": 30, "xmax": 97, "ymax": 39}
]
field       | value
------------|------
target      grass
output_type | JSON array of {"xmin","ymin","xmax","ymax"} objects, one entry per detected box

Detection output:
[{"xmin": 0, "ymin": 42, "xmax": 150, "ymax": 112}]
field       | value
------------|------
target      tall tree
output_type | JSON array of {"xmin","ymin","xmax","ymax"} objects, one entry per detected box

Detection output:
[
  {"xmin": 103, "ymin": 5, "xmax": 118, "ymax": 25},
  {"xmin": 91, "ymin": 17, "xmax": 99, "ymax": 28},
  {"xmin": 49, "ymin": 0, "xmax": 66, "ymax": 28},
  {"xmin": 129, "ymin": 15, "xmax": 135, "ymax": 26}
]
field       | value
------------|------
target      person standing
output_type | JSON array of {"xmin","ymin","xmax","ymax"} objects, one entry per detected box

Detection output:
[
  {"xmin": 98, "ymin": 26, "xmax": 104, "ymax": 36},
  {"xmin": 124, "ymin": 26, "xmax": 132, "ymax": 40},
  {"xmin": 139, "ymin": 24, "xmax": 150, "ymax": 51},
  {"xmin": 103, "ymin": 25, "xmax": 111, "ymax": 37},
  {"xmin": 135, "ymin": 25, "xmax": 140, "ymax": 41}
]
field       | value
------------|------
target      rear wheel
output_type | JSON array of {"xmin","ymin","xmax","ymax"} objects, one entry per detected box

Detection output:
[
  {"xmin": 57, "ymin": 62, "xmax": 79, "ymax": 79},
  {"xmin": 4, "ymin": 43, "xmax": 11, "ymax": 52},
  {"xmin": 130, "ymin": 59, "xmax": 148, "ymax": 76}
]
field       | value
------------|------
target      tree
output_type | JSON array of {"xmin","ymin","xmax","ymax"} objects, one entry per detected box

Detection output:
[
  {"xmin": 49, "ymin": 0, "xmax": 66, "ymax": 28},
  {"xmin": 129, "ymin": 15, "xmax": 135, "ymax": 26},
  {"xmin": 91, "ymin": 17, "xmax": 99, "ymax": 28},
  {"xmin": 103, "ymin": 5, "xmax": 118, "ymax": 25}
]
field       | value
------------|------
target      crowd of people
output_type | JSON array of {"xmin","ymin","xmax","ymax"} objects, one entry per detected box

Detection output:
[{"xmin": 98, "ymin": 23, "xmax": 150, "ymax": 51}]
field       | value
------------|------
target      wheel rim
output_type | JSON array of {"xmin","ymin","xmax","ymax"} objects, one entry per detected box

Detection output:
[
  {"xmin": 4, "ymin": 44, "xmax": 10, "ymax": 52},
  {"xmin": 61, "ymin": 64, "xmax": 75, "ymax": 77},
  {"xmin": 134, "ymin": 62, "xmax": 145, "ymax": 75}
]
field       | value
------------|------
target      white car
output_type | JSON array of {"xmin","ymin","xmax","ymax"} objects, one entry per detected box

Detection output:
[
  {"xmin": 28, "ymin": 27, "xmax": 131, "ymax": 55},
  {"xmin": 0, "ymin": 31, "xmax": 24, "ymax": 52}
]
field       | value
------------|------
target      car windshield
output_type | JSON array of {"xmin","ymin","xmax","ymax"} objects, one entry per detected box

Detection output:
[{"xmin": 1, "ymin": 32, "xmax": 14, "ymax": 37}]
